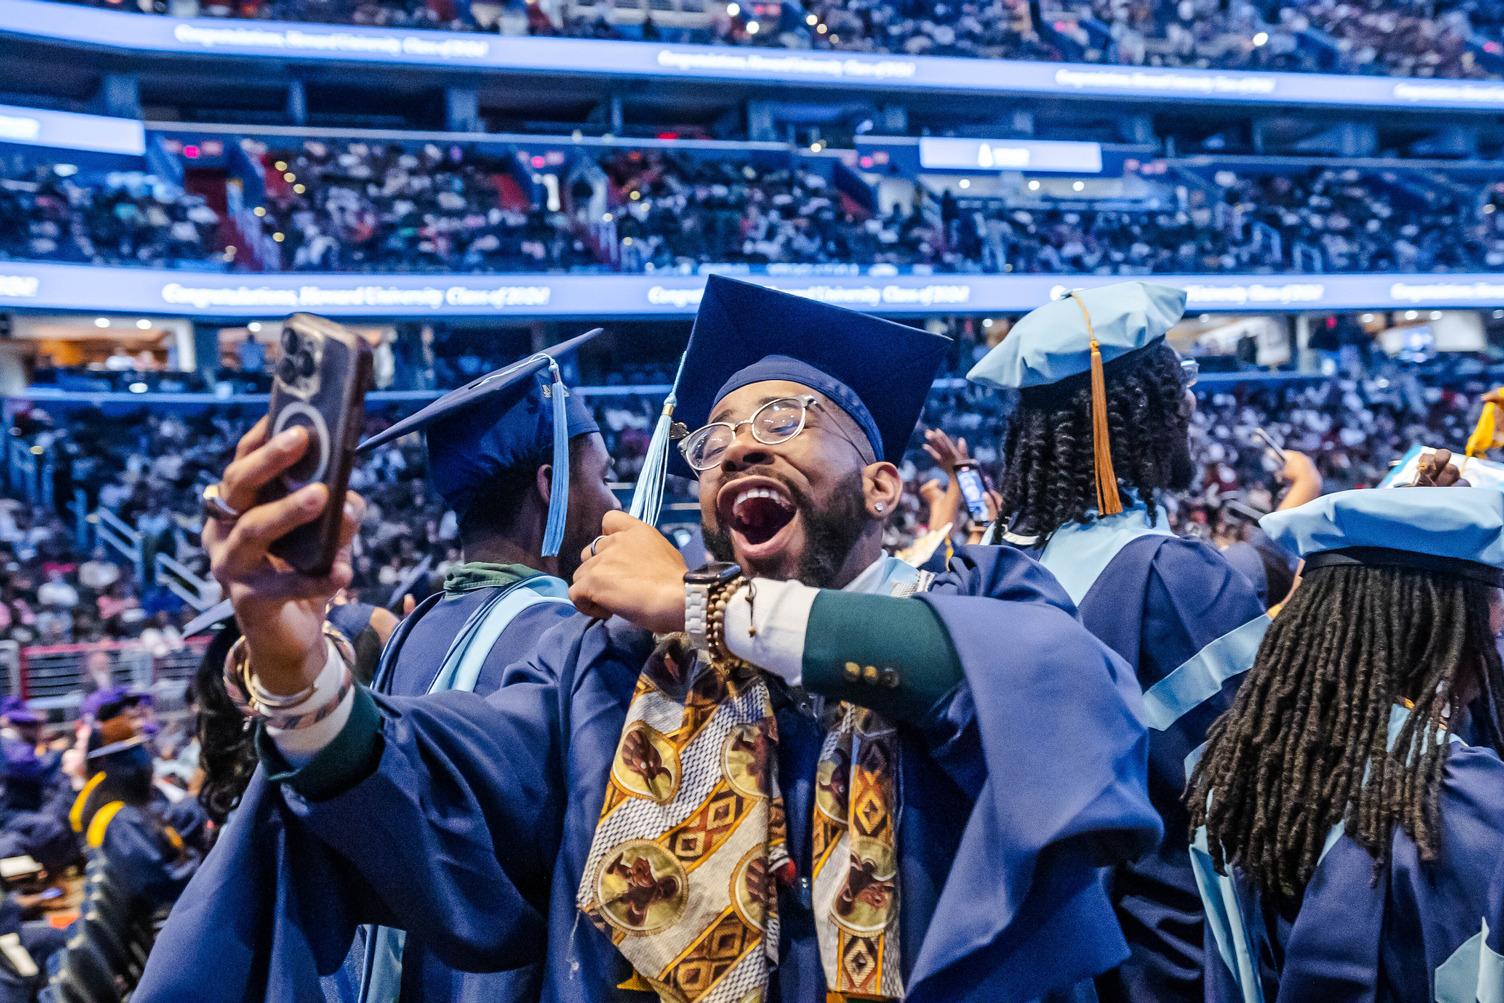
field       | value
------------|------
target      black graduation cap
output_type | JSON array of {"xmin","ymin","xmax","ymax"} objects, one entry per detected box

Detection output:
[
  {"xmin": 628, "ymin": 276, "xmax": 951, "ymax": 525},
  {"xmin": 358, "ymin": 328, "xmax": 604, "ymax": 556},
  {"xmin": 182, "ymin": 598, "xmax": 235, "ymax": 639}
]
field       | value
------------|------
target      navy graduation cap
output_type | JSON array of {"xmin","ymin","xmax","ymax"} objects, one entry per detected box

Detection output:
[
  {"xmin": 360, "ymin": 328, "xmax": 605, "ymax": 557},
  {"xmin": 968, "ymin": 281, "xmax": 1188, "ymax": 517},
  {"xmin": 1261, "ymin": 486, "xmax": 1504, "ymax": 586},
  {"xmin": 629, "ymin": 276, "xmax": 951, "ymax": 526}
]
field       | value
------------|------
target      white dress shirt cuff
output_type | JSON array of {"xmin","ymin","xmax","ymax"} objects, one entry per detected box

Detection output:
[
  {"xmin": 722, "ymin": 577, "xmax": 819, "ymax": 687},
  {"xmin": 265, "ymin": 638, "xmax": 354, "ymax": 767}
]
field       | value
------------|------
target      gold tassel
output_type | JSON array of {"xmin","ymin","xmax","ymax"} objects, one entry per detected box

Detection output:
[
  {"xmin": 1465, "ymin": 386, "xmax": 1504, "ymax": 459},
  {"xmin": 1070, "ymin": 293, "xmax": 1123, "ymax": 516}
]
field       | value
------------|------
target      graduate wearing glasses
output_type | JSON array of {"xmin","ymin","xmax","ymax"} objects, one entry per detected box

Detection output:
[{"xmin": 140, "ymin": 276, "xmax": 1159, "ymax": 1003}]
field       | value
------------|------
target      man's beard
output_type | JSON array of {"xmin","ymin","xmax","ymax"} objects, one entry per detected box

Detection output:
[{"xmin": 703, "ymin": 469, "xmax": 868, "ymax": 590}]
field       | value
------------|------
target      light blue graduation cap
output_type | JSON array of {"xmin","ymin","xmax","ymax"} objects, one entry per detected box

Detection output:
[
  {"xmin": 1261, "ymin": 487, "xmax": 1504, "ymax": 586},
  {"xmin": 628, "ymin": 275, "xmax": 950, "ymax": 527},
  {"xmin": 967, "ymin": 281, "xmax": 1187, "ymax": 517},
  {"xmin": 359, "ymin": 328, "xmax": 604, "ymax": 557}
]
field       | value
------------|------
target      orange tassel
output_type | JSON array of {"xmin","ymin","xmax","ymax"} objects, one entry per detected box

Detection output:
[{"xmin": 1070, "ymin": 294, "xmax": 1123, "ymax": 516}]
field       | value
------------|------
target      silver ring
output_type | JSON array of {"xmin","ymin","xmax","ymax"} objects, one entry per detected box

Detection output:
[
  {"xmin": 589, "ymin": 535, "xmax": 606, "ymax": 557},
  {"xmin": 201, "ymin": 483, "xmax": 241, "ymax": 524}
]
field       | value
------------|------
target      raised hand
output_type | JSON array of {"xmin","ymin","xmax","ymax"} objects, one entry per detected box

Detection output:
[
  {"xmin": 571, "ymin": 510, "xmax": 688, "ymax": 635},
  {"xmin": 203, "ymin": 417, "xmax": 365, "ymax": 695},
  {"xmin": 1413, "ymin": 448, "xmax": 1466, "ymax": 487},
  {"xmin": 922, "ymin": 428, "xmax": 970, "ymax": 474}
]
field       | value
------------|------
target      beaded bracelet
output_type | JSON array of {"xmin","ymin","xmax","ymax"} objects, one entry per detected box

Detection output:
[{"xmin": 704, "ymin": 575, "xmax": 747, "ymax": 665}]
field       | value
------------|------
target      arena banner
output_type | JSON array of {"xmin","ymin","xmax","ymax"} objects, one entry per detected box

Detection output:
[
  {"xmin": 0, "ymin": 102, "xmax": 145, "ymax": 157},
  {"xmin": 917, "ymin": 138, "xmax": 1103, "ymax": 173},
  {"xmin": 3, "ymin": 0, "xmax": 1504, "ymax": 112},
  {"xmin": 3, "ymin": 262, "xmax": 1504, "ymax": 319}
]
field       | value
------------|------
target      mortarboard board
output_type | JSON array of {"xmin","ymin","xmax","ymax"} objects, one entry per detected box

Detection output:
[
  {"xmin": 3, "ymin": 703, "xmax": 42, "ymax": 727},
  {"xmin": 1260, "ymin": 487, "xmax": 1504, "ymax": 586},
  {"xmin": 967, "ymin": 281, "xmax": 1188, "ymax": 518},
  {"xmin": 86, "ymin": 715, "xmax": 150, "ymax": 762},
  {"xmin": 358, "ymin": 328, "xmax": 605, "ymax": 557},
  {"xmin": 628, "ymin": 276, "xmax": 950, "ymax": 527},
  {"xmin": 182, "ymin": 598, "xmax": 235, "ymax": 639},
  {"xmin": 80, "ymin": 685, "xmax": 151, "ymax": 724}
]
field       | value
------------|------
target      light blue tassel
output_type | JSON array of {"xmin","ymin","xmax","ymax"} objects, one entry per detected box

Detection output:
[
  {"xmin": 541, "ymin": 361, "xmax": 570, "ymax": 557},
  {"xmin": 629, "ymin": 351, "xmax": 689, "ymax": 529}
]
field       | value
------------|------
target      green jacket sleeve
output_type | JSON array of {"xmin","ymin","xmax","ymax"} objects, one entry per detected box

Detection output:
[
  {"xmin": 800, "ymin": 591, "xmax": 963, "ymax": 721},
  {"xmin": 256, "ymin": 685, "xmax": 383, "ymax": 801}
]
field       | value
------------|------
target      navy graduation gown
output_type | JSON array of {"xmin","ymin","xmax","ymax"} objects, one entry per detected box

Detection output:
[
  {"xmin": 1008, "ymin": 512, "xmax": 1267, "ymax": 1002},
  {"xmin": 373, "ymin": 582, "xmax": 576, "ymax": 1002},
  {"xmin": 97, "ymin": 804, "xmax": 201, "ymax": 912},
  {"xmin": 1197, "ymin": 712, "xmax": 1504, "ymax": 1002},
  {"xmin": 377, "ymin": 585, "xmax": 576, "ymax": 701},
  {"xmin": 138, "ymin": 546, "xmax": 1159, "ymax": 1003}
]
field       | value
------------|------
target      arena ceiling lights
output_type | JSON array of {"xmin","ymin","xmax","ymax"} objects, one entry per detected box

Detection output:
[{"xmin": 3, "ymin": 0, "xmax": 1504, "ymax": 113}]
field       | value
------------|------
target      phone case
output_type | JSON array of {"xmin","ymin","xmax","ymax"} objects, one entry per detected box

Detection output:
[{"xmin": 261, "ymin": 314, "xmax": 373, "ymax": 576}]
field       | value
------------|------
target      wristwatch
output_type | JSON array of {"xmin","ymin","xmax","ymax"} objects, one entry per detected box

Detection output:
[{"xmin": 685, "ymin": 561, "xmax": 742, "ymax": 657}]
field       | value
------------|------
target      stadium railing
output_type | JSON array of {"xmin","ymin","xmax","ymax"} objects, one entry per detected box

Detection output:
[{"xmin": 7, "ymin": 639, "xmax": 210, "ymax": 720}]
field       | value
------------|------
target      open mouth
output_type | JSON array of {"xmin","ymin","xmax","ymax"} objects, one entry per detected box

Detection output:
[{"xmin": 718, "ymin": 479, "xmax": 798, "ymax": 551}]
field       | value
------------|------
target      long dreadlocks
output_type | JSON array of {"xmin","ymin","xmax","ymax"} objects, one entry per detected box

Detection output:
[
  {"xmin": 997, "ymin": 341, "xmax": 1195, "ymax": 536},
  {"xmin": 1186, "ymin": 562, "xmax": 1504, "ymax": 901}
]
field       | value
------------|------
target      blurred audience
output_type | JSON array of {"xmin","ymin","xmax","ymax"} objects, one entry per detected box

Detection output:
[{"xmin": 8, "ymin": 148, "xmax": 1504, "ymax": 277}]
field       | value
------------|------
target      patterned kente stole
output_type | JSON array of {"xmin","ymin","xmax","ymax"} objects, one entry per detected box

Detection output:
[{"xmin": 578, "ymin": 559, "xmax": 923, "ymax": 1003}]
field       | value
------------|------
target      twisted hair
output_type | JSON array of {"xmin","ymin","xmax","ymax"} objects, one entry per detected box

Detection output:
[
  {"xmin": 1186, "ymin": 564, "xmax": 1504, "ymax": 901},
  {"xmin": 997, "ymin": 341, "xmax": 1193, "ymax": 535}
]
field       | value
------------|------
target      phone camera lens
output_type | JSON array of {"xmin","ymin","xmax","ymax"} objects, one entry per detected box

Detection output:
[
  {"xmin": 277, "ymin": 358, "xmax": 297, "ymax": 384},
  {"xmin": 298, "ymin": 351, "xmax": 316, "ymax": 378},
  {"xmin": 281, "ymin": 328, "xmax": 300, "ymax": 355}
]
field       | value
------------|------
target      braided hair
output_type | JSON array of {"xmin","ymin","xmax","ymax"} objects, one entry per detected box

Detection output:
[
  {"xmin": 1186, "ymin": 563, "xmax": 1504, "ymax": 901},
  {"xmin": 996, "ymin": 341, "xmax": 1194, "ymax": 536}
]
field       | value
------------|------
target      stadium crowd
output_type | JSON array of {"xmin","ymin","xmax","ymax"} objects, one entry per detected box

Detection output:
[
  {"xmin": 48, "ymin": 0, "xmax": 1504, "ymax": 80},
  {"xmin": 0, "ymin": 167, "xmax": 222, "ymax": 272},
  {"xmin": 5, "ymin": 146, "xmax": 1504, "ymax": 277},
  {"xmin": 0, "ymin": 346, "xmax": 1492, "ymax": 655}
]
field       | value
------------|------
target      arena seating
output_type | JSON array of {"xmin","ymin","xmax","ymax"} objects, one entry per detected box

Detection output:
[{"xmin": 5, "ymin": 148, "xmax": 1503, "ymax": 276}]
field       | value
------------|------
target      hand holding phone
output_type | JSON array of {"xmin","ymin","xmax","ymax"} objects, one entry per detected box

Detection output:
[
  {"xmin": 258, "ymin": 314, "xmax": 372, "ymax": 576},
  {"xmin": 953, "ymin": 462, "xmax": 992, "ymax": 524}
]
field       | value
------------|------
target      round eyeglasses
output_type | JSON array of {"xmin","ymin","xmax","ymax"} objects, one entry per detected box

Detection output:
[{"xmin": 678, "ymin": 396, "xmax": 861, "ymax": 472}]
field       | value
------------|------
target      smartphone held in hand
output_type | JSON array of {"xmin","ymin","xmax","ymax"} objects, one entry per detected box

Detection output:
[
  {"xmin": 259, "ymin": 314, "xmax": 372, "ymax": 576},
  {"xmin": 954, "ymin": 461, "xmax": 992, "ymax": 524}
]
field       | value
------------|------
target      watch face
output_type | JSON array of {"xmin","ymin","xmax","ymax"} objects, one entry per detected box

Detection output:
[{"xmin": 686, "ymin": 561, "xmax": 741, "ymax": 585}]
